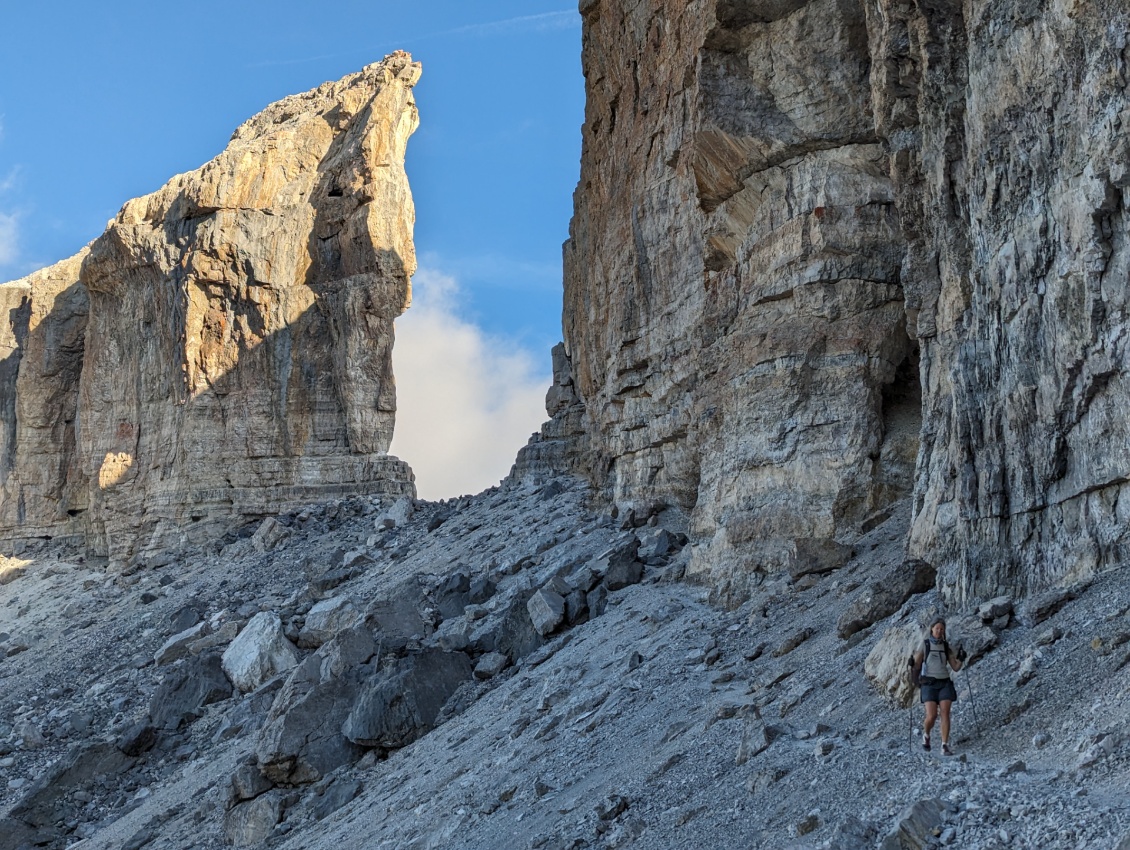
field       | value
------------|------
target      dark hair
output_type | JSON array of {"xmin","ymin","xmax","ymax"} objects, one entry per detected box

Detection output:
[{"xmin": 930, "ymin": 617, "xmax": 946, "ymax": 630}]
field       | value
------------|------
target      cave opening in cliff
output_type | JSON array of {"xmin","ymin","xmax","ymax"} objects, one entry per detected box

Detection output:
[{"xmin": 873, "ymin": 341, "xmax": 922, "ymax": 519}]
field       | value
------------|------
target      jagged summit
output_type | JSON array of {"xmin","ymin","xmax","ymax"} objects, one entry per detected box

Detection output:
[{"xmin": 0, "ymin": 53, "xmax": 421, "ymax": 569}]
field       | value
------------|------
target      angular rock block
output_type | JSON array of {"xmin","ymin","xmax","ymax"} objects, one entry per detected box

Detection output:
[
  {"xmin": 527, "ymin": 588, "xmax": 567, "ymax": 636},
  {"xmin": 298, "ymin": 597, "xmax": 360, "ymax": 649},
  {"xmin": 474, "ymin": 652, "xmax": 510, "ymax": 680},
  {"xmin": 224, "ymin": 792, "xmax": 282, "ymax": 847},
  {"xmin": 223, "ymin": 612, "xmax": 301, "ymax": 692},
  {"xmin": 837, "ymin": 561, "xmax": 936, "ymax": 639},
  {"xmin": 343, "ymin": 649, "xmax": 472, "ymax": 749},
  {"xmin": 150, "ymin": 653, "xmax": 233, "ymax": 730},
  {"xmin": 256, "ymin": 659, "xmax": 364, "ymax": 785}
]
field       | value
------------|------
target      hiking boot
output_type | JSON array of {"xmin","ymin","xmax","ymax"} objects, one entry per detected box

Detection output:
[
  {"xmin": 942, "ymin": 742, "xmax": 954, "ymax": 756},
  {"xmin": 922, "ymin": 735, "xmax": 931, "ymax": 752}
]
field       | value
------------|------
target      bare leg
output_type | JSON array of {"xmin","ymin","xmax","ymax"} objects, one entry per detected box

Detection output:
[
  {"xmin": 940, "ymin": 699, "xmax": 953, "ymax": 744},
  {"xmin": 923, "ymin": 701, "xmax": 938, "ymax": 742}
]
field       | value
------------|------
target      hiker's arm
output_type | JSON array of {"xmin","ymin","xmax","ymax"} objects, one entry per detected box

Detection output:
[
  {"xmin": 911, "ymin": 649, "xmax": 924, "ymax": 669},
  {"xmin": 948, "ymin": 644, "xmax": 964, "ymax": 672}
]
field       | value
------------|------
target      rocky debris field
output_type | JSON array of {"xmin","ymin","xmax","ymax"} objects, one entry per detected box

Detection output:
[{"xmin": 0, "ymin": 479, "xmax": 1128, "ymax": 850}]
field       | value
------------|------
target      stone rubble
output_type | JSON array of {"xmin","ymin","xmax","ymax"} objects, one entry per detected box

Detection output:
[
  {"xmin": 0, "ymin": 0, "xmax": 1128, "ymax": 844},
  {"xmin": 0, "ymin": 480, "xmax": 1122, "ymax": 850}
]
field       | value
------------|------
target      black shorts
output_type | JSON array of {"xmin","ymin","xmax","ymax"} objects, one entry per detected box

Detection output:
[{"xmin": 920, "ymin": 679, "xmax": 957, "ymax": 704}]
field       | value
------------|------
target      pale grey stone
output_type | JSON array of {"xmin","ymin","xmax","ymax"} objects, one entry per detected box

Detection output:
[
  {"xmin": 224, "ymin": 793, "xmax": 282, "ymax": 847},
  {"xmin": 474, "ymin": 652, "xmax": 510, "ymax": 679},
  {"xmin": 879, "ymin": 799, "xmax": 946, "ymax": 850},
  {"xmin": 154, "ymin": 621, "xmax": 209, "ymax": 666},
  {"xmin": 222, "ymin": 612, "xmax": 301, "ymax": 693},
  {"xmin": 527, "ymin": 588, "xmax": 567, "ymax": 637},
  {"xmin": 298, "ymin": 598, "xmax": 360, "ymax": 649},
  {"xmin": 251, "ymin": 517, "xmax": 291, "ymax": 553}
]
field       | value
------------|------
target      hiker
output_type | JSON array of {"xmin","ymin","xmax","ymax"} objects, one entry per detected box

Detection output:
[{"xmin": 908, "ymin": 617, "xmax": 967, "ymax": 756}]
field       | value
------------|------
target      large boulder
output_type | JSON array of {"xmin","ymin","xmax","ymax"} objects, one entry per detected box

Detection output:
[
  {"xmin": 6, "ymin": 742, "xmax": 133, "ymax": 842},
  {"xmin": 527, "ymin": 587, "xmax": 567, "ymax": 636},
  {"xmin": 255, "ymin": 655, "xmax": 365, "ymax": 785},
  {"xmin": 0, "ymin": 817, "xmax": 39, "ymax": 850},
  {"xmin": 224, "ymin": 792, "xmax": 283, "ymax": 847},
  {"xmin": 374, "ymin": 495, "xmax": 415, "ymax": 529},
  {"xmin": 470, "ymin": 588, "xmax": 546, "ymax": 660},
  {"xmin": 343, "ymin": 649, "xmax": 472, "ymax": 749},
  {"xmin": 434, "ymin": 571, "xmax": 471, "ymax": 620},
  {"xmin": 865, "ymin": 624, "xmax": 921, "ymax": 708},
  {"xmin": 637, "ymin": 528, "xmax": 687, "ymax": 566},
  {"xmin": 837, "ymin": 561, "xmax": 936, "ymax": 639},
  {"xmin": 154, "ymin": 621, "xmax": 209, "ymax": 665},
  {"xmin": 150, "ymin": 652, "xmax": 233, "ymax": 729},
  {"xmin": 251, "ymin": 517, "xmax": 291, "ymax": 553},
  {"xmin": 948, "ymin": 613, "xmax": 999, "ymax": 666},
  {"xmin": 253, "ymin": 626, "xmax": 378, "ymax": 784},
  {"xmin": 787, "ymin": 539, "xmax": 855, "ymax": 580},
  {"xmin": 298, "ymin": 597, "xmax": 361, "ymax": 649},
  {"xmin": 879, "ymin": 798, "xmax": 947, "ymax": 850},
  {"xmin": 223, "ymin": 612, "xmax": 302, "ymax": 692},
  {"xmin": 594, "ymin": 535, "xmax": 643, "ymax": 591},
  {"xmin": 366, "ymin": 584, "xmax": 430, "ymax": 651}
]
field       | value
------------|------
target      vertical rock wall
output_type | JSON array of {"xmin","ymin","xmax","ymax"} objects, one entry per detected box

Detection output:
[
  {"xmin": 563, "ymin": 0, "xmax": 1129, "ymax": 605},
  {"xmin": 0, "ymin": 54, "xmax": 422, "ymax": 566},
  {"xmin": 0, "ymin": 253, "xmax": 90, "ymax": 542},
  {"xmin": 564, "ymin": 0, "xmax": 916, "ymax": 602},
  {"xmin": 869, "ymin": 0, "xmax": 1130, "ymax": 601}
]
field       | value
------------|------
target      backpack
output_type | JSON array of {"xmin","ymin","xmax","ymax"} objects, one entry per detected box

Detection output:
[{"xmin": 908, "ymin": 639, "xmax": 950, "ymax": 687}]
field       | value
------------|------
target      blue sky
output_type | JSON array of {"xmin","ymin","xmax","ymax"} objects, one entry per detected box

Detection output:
[{"xmin": 0, "ymin": 2, "xmax": 585, "ymax": 498}]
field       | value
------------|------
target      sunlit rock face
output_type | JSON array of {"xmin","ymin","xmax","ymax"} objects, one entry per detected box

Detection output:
[
  {"xmin": 562, "ymin": 0, "xmax": 914, "ymax": 603},
  {"xmin": 0, "ymin": 53, "xmax": 421, "ymax": 566},
  {"xmin": 558, "ymin": 0, "xmax": 1130, "ymax": 605}
]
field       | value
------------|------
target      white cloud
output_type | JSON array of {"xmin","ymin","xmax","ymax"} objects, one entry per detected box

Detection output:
[
  {"xmin": 0, "ymin": 213, "xmax": 18, "ymax": 267},
  {"xmin": 389, "ymin": 268, "xmax": 551, "ymax": 500}
]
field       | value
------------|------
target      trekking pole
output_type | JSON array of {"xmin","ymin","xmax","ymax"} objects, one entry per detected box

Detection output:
[
  {"xmin": 964, "ymin": 673, "xmax": 980, "ymax": 730},
  {"xmin": 908, "ymin": 701, "xmax": 914, "ymax": 753}
]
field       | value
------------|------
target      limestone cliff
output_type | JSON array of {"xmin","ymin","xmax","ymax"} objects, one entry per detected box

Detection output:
[
  {"xmin": 553, "ymin": 0, "xmax": 1130, "ymax": 605},
  {"xmin": 0, "ymin": 252, "xmax": 90, "ymax": 542},
  {"xmin": 868, "ymin": 0, "xmax": 1130, "ymax": 601},
  {"xmin": 0, "ymin": 53, "xmax": 421, "ymax": 566},
  {"xmin": 558, "ymin": 0, "xmax": 916, "ymax": 602}
]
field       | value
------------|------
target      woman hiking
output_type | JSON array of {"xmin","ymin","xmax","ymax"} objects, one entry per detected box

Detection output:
[{"xmin": 911, "ymin": 617, "xmax": 966, "ymax": 755}]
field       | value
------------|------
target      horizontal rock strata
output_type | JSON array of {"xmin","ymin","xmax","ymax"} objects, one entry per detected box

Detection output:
[
  {"xmin": 0, "ymin": 54, "xmax": 422, "ymax": 566},
  {"xmin": 554, "ymin": 0, "xmax": 1130, "ymax": 605},
  {"xmin": 560, "ymin": 0, "xmax": 916, "ymax": 603}
]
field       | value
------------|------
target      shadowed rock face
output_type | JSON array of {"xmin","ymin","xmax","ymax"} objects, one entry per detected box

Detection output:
[
  {"xmin": 869, "ymin": 0, "xmax": 1130, "ymax": 602},
  {"xmin": 550, "ymin": 0, "xmax": 1130, "ymax": 605},
  {"xmin": 0, "ymin": 253, "xmax": 91, "ymax": 542},
  {"xmin": 0, "ymin": 53, "xmax": 421, "ymax": 566}
]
